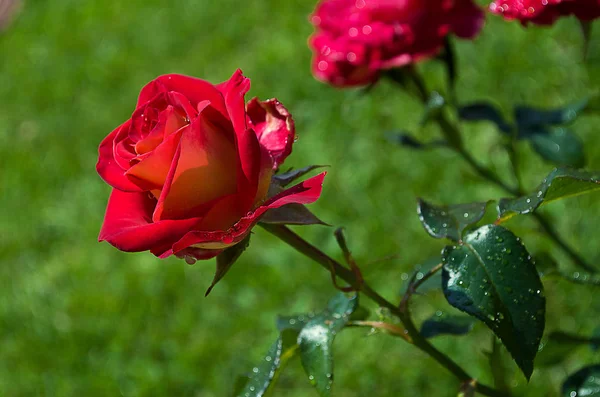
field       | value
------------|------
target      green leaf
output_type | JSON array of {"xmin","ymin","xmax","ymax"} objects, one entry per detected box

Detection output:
[
  {"xmin": 562, "ymin": 365, "xmax": 600, "ymax": 397},
  {"xmin": 458, "ymin": 102, "xmax": 512, "ymax": 133},
  {"xmin": 420, "ymin": 312, "xmax": 476, "ymax": 338},
  {"xmin": 417, "ymin": 199, "xmax": 490, "ymax": 242},
  {"xmin": 497, "ymin": 167, "xmax": 600, "ymax": 222},
  {"xmin": 592, "ymin": 326, "xmax": 600, "ymax": 351},
  {"xmin": 273, "ymin": 165, "xmax": 327, "ymax": 187},
  {"xmin": 276, "ymin": 314, "xmax": 312, "ymax": 332},
  {"xmin": 237, "ymin": 338, "xmax": 283, "ymax": 397},
  {"xmin": 525, "ymin": 127, "xmax": 585, "ymax": 168},
  {"xmin": 260, "ymin": 204, "xmax": 327, "ymax": 226},
  {"xmin": 514, "ymin": 98, "xmax": 589, "ymax": 128},
  {"xmin": 236, "ymin": 330, "xmax": 300, "ymax": 397},
  {"xmin": 206, "ymin": 234, "xmax": 251, "ymax": 296},
  {"xmin": 420, "ymin": 91, "xmax": 446, "ymax": 126},
  {"xmin": 442, "ymin": 225, "xmax": 545, "ymax": 379},
  {"xmin": 298, "ymin": 293, "xmax": 358, "ymax": 396},
  {"xmin": 385, "ymin": 131, "xmax": 447, "ymax": 150}
]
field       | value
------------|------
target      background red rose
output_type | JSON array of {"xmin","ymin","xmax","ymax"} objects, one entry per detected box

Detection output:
[
  {"xmin": 97, "ymin": 70, "xmax": 325, "ymax": 262},
  {"xmin": 490, "ymin": 0, "xmax": 600, "ymax": 25},
  {"xmin": 308, "ymin": 0, "xmax": 484, "ymax": 87}
]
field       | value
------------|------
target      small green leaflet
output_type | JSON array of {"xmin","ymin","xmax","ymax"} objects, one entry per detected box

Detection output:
[
  {"xmin": 235, "ymin": 330, "xmax": 299, "ymax": 397},
  {"xmin": 497, "ymin": 167, "xmax": 600, "ymax": 222},
  {"xmin": 417, "ymin": 199, "xmax": 490, "ymax": 242},
  {"xmin": 207, "ymin": 234, "xmax": 251, "ymax": 296},
  {"xmin": 420, "ymin": 312, "xmax": 476, "ymax": 339},
  {"xmin": 442, "ymin": 225, "xmax": 545, "ymax": 380},
  {"xmin": 298, "ymin": 293, "xmax": 358, "ymax": 396},
  {"xmin": 526, "ymin": 127, "xmax": 585, "ymax": 168}
]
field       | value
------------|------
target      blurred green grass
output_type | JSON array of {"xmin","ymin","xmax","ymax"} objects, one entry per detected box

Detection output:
[{"xmin": 0, "ymin": 0, "xmax": 599, "ymax": 396}]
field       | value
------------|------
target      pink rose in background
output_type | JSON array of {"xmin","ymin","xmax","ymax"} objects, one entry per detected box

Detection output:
[
  {"xmin": 308, "ymin": 0, "xmax": 484, "ymax": 87},
  {"xmin": 489, "ymin": 0, "xmax": 600, "ymax": 25}
]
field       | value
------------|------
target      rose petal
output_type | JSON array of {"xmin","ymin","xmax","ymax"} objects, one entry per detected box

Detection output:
[
  {"xmin": 163, "ymin": 172, "xmax": 327, "ymax": 257},
  {"xmin": 136, "ymin": 74, "xmax": 229, "ymax": 120},
  {"xmin": 99, "ymin": 189, "xmax": 201, "ymax": 252},
  {"xmin": 247, "ymin": 98, "xmax": 296, "ymax": 169},
  {"xmin": 97, "ymin": 120, "xmax": 144, "ymax": 192},
  {"xmin": 125, "ymin": 126, "xmax": 184, "ymax": 192},
  {"xmin": 218, "ymin": 69, "xmax": 262, "ymax": 210},
  {"xmin": 153, "ymin": 102, "xmax": 239, "ymax": 221}
]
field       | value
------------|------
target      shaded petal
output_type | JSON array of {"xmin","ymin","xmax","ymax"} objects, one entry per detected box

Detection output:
[
  {"xmin": 99, "ymin": 189, "xmax": 201, "ymax": 252},
  {"xmin": 97, "ymin": 120, "xmax": 144, "ymax": 192},
  {"xmin": 247, "ymin": 98, "xmax": 295, "ymax": 169},
  {"xmin": 163, "ymin": 172, "xmax": 327, "ymax": 257}
]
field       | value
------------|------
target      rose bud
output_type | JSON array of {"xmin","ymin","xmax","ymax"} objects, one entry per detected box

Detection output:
[
  {"xmin": 97, "ymin": 70, "xmax": 326, "ymax": 262},
  {"xmin": 308, "ymin": 0, "xmax": 484, "ymax": 87},
  {"xmin": 489, "ymin": 0, "xmax": 600, "ymax": 25}
]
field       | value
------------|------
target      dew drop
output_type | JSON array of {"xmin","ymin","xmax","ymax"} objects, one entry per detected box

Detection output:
[{"xmin": 252, "ymin": 367, "xmax": 259, "ymax": 373}]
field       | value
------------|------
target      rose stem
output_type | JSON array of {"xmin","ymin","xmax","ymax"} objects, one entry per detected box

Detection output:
[
  {"xmin": 260, "ymin": 223, "xmax": 506, "ymax": 397},
  {"xmin": 405, "ymin": 69, "xmax": 596, "ymax": 274}
]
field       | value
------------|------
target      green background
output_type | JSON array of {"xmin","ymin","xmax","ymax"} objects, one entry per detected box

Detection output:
[{"xmin": 0, "ymin": 0, "xmax": 599, "ymax": 395}]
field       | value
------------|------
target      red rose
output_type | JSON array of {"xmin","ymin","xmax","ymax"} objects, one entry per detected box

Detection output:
[
  {"xmin": 308, "ymin": 0, "xmax": 484, "ymax": 87},
  {"xmin": 489, "ymin": 0, "xmax": 600, "ymax": 25},
  {"xmin": 97, "ymin": 70, "xmax": 325, "ymax": 262}
]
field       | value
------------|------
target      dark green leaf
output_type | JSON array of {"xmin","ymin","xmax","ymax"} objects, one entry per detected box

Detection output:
[
  {"xmin": 236, "ymin": 330, "xmax": 300, "ymax": 397},
  {"xmin": 206, "ymin": 234, "xmax": 251, "ymax": 296},
  {"xmin": 592, "ymin": 326, "xmax": 600, "ymax": 351},
  {"xmin": 524, "ymin": 127, "xmax": 585, "ymax": 168},
  {"xmin": 514, "ymin": 98, "xmax": 589, "ymax": 127},
  {"xmin": 260, "ymin": 204, "xmax": 327, "ymax": 226},
  {"xmin": 385, "ymin": 132, "xmax": 447, "ymax": 150},
  {"xmin": 276, "ymin": 314, "xmax": 312, "ymax": 332},
  {"xmin": 237, "ymin": 338, "xmax": 283, "ymax": 397},
  {"xmin": 458, "ymin": 102, "xmax": 512, "ymax": 133},
  {"xmin": 420, "ymin": 91, "xmax": 446, "ymax": 126},
  {"xmin": 298, "ymin": 293, "xmax": 358, "ymax": 396},
  {"xmin": 562, "ymin": 365, "xmax": 600, "ymax": 397},
  {"xmin": 442, "ymin": 225, "xmax": 545, "ymax": 379},
  {"xmin": 497, "ymin": 167, "xmax": 600, "ymax": 222},
  {"xmin": 417, "ymin": 199, "xmax": 490, "ymax": 242},
  {"xmin": 420, "ymin": 312, "xmax": 476, "ymax": 338},
  {"xmin": 273, "ymin": 165, "xmax": 327, "ymax": 187}
]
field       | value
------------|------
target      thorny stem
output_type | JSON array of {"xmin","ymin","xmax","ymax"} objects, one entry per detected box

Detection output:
[
  {"xmin": 260, "ymin": 223, "xmax": 507, "ymax": 397},
  {"xmin": 405, "ymin": 70, "xmax": 596, "ymax": 274}
]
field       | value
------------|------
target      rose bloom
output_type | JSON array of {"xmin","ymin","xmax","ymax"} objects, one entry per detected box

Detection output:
[
  {"xmin": 97, "ymin": 70, "xmax": 325, "ymax": 262},
  {"xmin": 308, "ymin": 0, "xmax": 484, "ymax": 87},
  {"xmin": 489, "ymin": 0, "xmax": 600, "ymax": 25}
]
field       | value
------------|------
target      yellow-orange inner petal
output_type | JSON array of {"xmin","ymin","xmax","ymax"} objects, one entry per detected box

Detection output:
[{"xmin": 155, "ymin": 115, "xmax": 238, "ymax": 221}]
